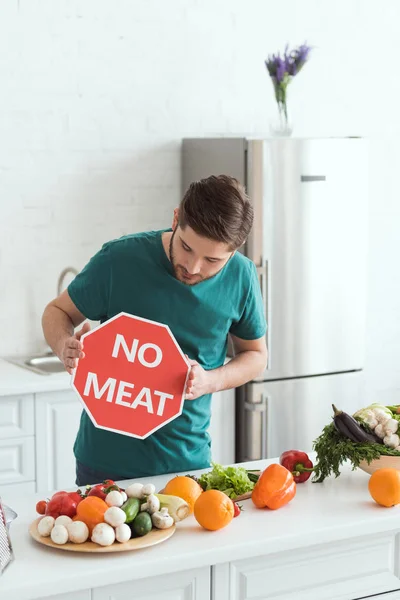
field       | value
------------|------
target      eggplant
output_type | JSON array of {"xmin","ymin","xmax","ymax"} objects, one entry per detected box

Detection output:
[{"xmin": 332, "ymin": 404, "xmax": 382, "ymax": 444}]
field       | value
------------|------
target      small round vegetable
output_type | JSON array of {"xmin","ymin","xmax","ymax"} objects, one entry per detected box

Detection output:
[
  {"xmin": 55, "ymin": 515, "xmax": 73, "ymax": 527},
  {"xmin": 51, "ymin": 524, "xmax": 69, "ymax": 545},
  {"xmin": 105, "ymin": 490, "xmax": 124, "ymax": 508},
  {"xmin": 132, "ymin": 511, "xmax": 152, "ymax": 536},
  {"xmin": 37, "ymin": 516, "xmax": 55, "ymax": 537},
  {"xmin": 142, "ymin": 483, "xmax": 156, "ymax": 496},
  {"xmin": 36, "ymin": 500, "xmax": 47, "ymax": 515},
  {"xmin": 140, "ymin": 494, "xmax": 160, "ymax": 515},
  {"xmin": 104, "ymin": 506, "xmax": 126, "ymax": 527},
  {"xmin": 91, "ymin": 522, "xmax": 116, "ymax": 546},
  {"xmin": 125, "ymin": 483, "xmax": 144, "ymax": 499},
  {"xmin": 67, "ymin": 521, "xmax": 89, "ymax": 544},
  {"xmin": 151, "ymin": 507, "xmax": 174, "ymax": 529},
  {"xmin": 115, "ymin": 523, "xmax": 131, "ymax": 543},
  {"xmin": 120, "ymin": 491, "xmax": 128, "ymax": 503},
  {"xmin": 375, "ymin": 423, "xmax": 386, "ymax": 439},
  {"xmin": 385, "ymin": 419, "xmax": 399, "ymax": 434}
]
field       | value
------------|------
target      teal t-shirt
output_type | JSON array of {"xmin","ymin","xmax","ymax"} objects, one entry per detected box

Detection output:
[{"xmin": 68, "ymin": 229, "xmax": 266, "ymax": 478}]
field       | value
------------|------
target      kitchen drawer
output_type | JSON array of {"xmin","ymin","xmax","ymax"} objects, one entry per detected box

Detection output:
[
  {"xmin": 224, "ymin": 532, "xmax": 400, "ymax": 600},
  {"xmin": 0, "ymin": 437, "xmax": 35, "ymax": 485},
  {"xmin": 0, "ymin": 480, "xmax": 36, "ymax": 497},
  {"xmin": 0, "ymin": 394, "xmax": 34, "ymax": 438}
]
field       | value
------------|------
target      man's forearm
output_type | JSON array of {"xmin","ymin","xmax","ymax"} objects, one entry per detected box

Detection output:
[
  {"xmin": 42, "ymin": 305, "xmax": 74, "ymax": 359},
  {"xmin": 210, "ymin": 349, "xmax": 268, "ymax": 393}
]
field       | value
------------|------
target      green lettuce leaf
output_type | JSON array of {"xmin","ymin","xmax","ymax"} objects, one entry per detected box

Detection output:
[{"xmin": 197, "ymin": 462, "xmax": 255, "ymax": 499}]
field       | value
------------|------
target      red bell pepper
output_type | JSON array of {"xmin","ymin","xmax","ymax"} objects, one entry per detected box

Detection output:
[{"xmin": 279, "ymin": 450, "xmax": 314, "ymax": 483}]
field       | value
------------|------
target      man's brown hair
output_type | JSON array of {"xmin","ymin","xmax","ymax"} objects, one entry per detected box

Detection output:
[{"xmin": 179, "ymin": 175, "xmax": 253, "ymax": 250}]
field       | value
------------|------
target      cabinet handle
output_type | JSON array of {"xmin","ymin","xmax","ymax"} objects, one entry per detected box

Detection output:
[
  {"xmin": 300, "ymin": 175, "xmax": 326, "ymax": 182},
  {"xmin": 244, "ymin": 394, "xmax": 268, "ymax": 459}
]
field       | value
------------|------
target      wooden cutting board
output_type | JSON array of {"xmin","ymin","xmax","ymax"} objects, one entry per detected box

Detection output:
[{"xmin": 29, "ymin": 518, "xmax": 175, "ymax": 553}]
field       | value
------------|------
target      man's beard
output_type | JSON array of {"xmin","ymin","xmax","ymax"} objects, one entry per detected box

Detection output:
[{"xmin": 169, "ymin": 229, "xmax": 203, "ymax": 286}]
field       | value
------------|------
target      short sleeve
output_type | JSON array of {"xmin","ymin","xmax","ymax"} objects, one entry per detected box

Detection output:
[
  {"xmin": 68, "ymin": 243, "xmax": 111, "ymax": 321},
  {"xmin": 229, "ymin": 262, "xmax": 267, "ymax": 340}
]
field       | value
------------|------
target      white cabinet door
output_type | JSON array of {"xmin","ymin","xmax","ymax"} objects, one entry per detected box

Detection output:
[
  {"xmin": 0, "ymin": 394, "xmax": 34, "ymax": 438},
  {"xmin": 0, "ymin": 436, "xmax": 35, "ymax": 485},
  {"xmin": 209, "ymin": 388, "xmax": 235, "ymax": 465},
  {"xmin": 93, "ymin": 567, "xmax": 210, "ymax": 600},
  {"xmin": 213, "ymin": 531, "xmax": 400, "ymax": 600},
  {"xmin": 35, "ymin": 390, "xmax": 83, "ymax": 493}
]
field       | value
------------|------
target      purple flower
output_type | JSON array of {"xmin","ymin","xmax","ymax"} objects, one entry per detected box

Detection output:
[{"xmin": 265, "ymin": 42, "xmax": 311, "ymax": 82}]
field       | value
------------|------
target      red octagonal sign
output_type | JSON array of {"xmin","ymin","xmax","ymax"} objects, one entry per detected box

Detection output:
[{"xmin": 71, "ymin": 312, "xmax": 190, "ymax": 439}]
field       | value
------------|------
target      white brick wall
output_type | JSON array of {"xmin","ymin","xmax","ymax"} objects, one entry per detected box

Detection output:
[{"xmin": 0, "ymin": 0, "xmax": 399, "ymax": 403}]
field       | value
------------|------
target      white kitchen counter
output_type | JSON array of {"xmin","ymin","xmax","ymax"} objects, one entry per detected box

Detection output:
[
  {"xmin": 2, "ymin": 458, "xmax": 400, "ymax": 600},
  {"xmin": 0, "ymin": 358, "xmax": 71, "ymax": 396}
]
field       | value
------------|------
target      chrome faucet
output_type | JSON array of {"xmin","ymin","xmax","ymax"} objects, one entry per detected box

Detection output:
[{"xmin": 57, "ymin": 267, "xmax": 78, "ymax": 296}]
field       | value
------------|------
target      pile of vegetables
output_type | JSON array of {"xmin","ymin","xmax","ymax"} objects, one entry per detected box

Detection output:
[
  {"xmin": 312, "ymin": 403, "xmax": 400, "ymax": 482},
  {"xmin": 35, "ymin": 480, "xmax": 190, "ymax": 547}
]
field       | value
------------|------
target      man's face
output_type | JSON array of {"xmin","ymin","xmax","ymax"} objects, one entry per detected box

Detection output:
[{"xmin": 169, "ymin": 225, "xmax": 234, "ymax": 286}]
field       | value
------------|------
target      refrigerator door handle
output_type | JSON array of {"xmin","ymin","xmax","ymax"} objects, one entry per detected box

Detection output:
[
  {"xmin": 257, "ymin": 261, "xmax": 270, "ymax": 367},
  {"xmin": 300, "ymin": 175, "xmax": 327, "ymax": 182},
  {"xmin": 244, "ymin": 393, "xmax": 268, "ymax": 458}
]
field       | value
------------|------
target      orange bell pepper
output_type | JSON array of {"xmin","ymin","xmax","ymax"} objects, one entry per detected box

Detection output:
[
  {"xmin": 73, "ymin": 495, "xmax": 108, "ymax": 534},
  {"xmin": 251, "ymin": 463, "xmax": 296, "ymax": 510}
]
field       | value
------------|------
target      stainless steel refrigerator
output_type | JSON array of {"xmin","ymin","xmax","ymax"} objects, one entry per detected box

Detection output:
[{"xmin": 182, "ymin": 137, "xmax": 368, "ymax": 461}]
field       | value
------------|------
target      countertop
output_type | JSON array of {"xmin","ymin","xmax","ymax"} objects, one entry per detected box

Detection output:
[
  {"xmin": 2, "ymin": 458, "xmax": 400, "ymax": 600},
  {"xmin": 0, "ymin": 358, "xmax": 72, "ymax": 396}
]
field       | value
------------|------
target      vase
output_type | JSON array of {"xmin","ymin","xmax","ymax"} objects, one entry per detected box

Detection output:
[
  {"xmin": 269, "ymin": 101, "xmax": 293, "ymax": 137},
  {"xmin": 269, "ymin": 77, "xmax": 293, "ymax": 137}
]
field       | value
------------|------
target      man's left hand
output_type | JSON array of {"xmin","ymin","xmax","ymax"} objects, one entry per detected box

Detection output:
[{"xmin": 185, "ymin": 358, "xmax": 216, "ymax": 400}]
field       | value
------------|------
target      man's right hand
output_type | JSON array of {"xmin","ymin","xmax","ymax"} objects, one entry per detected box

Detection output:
[{"xmin": 61, "ymin": 322, "xmax": 91, "ymax": 374}]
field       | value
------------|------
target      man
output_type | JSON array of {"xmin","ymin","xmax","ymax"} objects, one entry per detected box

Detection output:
[{"xmin": 42, "ymin": 174, "xmax": 268, "ymax": 486}]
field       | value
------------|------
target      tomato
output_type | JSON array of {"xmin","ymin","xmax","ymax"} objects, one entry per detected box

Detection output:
[
  {"xmin": 87, "ymin": 485, "xmax": 107, "ymax": 501},
  {"xmin": 87, "ymin": 480, "xmax": 118, "ymax": 500},
  {"xmin": 36, "ymin": 500, "xmax": 47, "ymax": 515},
  {"xmin": 232, "ymin": 501, "xmax": 241, "ymax": 518},
  {"xmin": 68, "ymin": 491, "xmax": 84, "ymax": 505},
  {"xmin": 45, "ymin": 492, "xmax": 79, "ymax": 518}
]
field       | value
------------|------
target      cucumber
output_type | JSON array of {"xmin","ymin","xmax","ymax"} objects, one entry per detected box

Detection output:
[
  {"xmin": 121, "ymin": 498, "xmax": 140, "ymax": 524},
  {"xmin": 131, "ymin": 511, "xmax": 152, "ymax": 537}
]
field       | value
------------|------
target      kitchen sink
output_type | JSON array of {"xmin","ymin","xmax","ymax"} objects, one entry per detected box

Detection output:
[{"xmin": 5, "ymin": 352, "xmax": 65, "ymax": 376}]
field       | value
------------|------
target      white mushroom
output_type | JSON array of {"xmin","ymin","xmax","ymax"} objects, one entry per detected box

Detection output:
[
  {"xmin": 120, "ymin": 491, "xmax": 128, "ymax": 503},
  {"xmin": 385, "ymin": 419, "xmax": 399, "ymax": 435},
  {"xmin": 115, "ymin": 523, "xmax": 131, "ymax": 543},
  {"xmin": 67, "ymin": 521, "xmax": 89, "ymax": 544},
  {"xmin": 51, "ymin": 524, "xmax": 69, "ymax": 545},
  {"xmin": 384, "ymin": 433, "xmax": 400, "ymax": 449},
  {"xmin": 140, "ymin": 494, "xmax": 160, "ymax": 515},
  {"xmin": 104, "ymin": 506, "xmax": 126, "ymax": 527},
  {"xmin": 151, "ymin": 507, "xmax": 174, "ymax": 529},
  {"xmin": 142, "ymin": 483, "xmax": 156, "ymax": 496},
  {"xmin": 55, "ymin": 515, "xmax": 73, "ymax": 528},
  {"xmin": 125, "ymin": 483, "xmax": 144, "ymax": 499},
  {"xmin": 363, "ymin": 410, "xmax": 379, "ymax": 430},
  {"xmin": 91, "ymin": 523, "xmax": 116, "ymax": 546},
  {"xmin": 38, "ymin": 516, "xmax": 55, "ymax": 537},
  {"xmin": 373, "ymin": 409, "xmax": 391, "ymax": 424},
  {"xmin": 374, "ymin": 423, "xmax": 386, "ymax": 439},
  {"xmin": 105, "ymin": 490, "xmax": 124, "ymax": 507}
]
